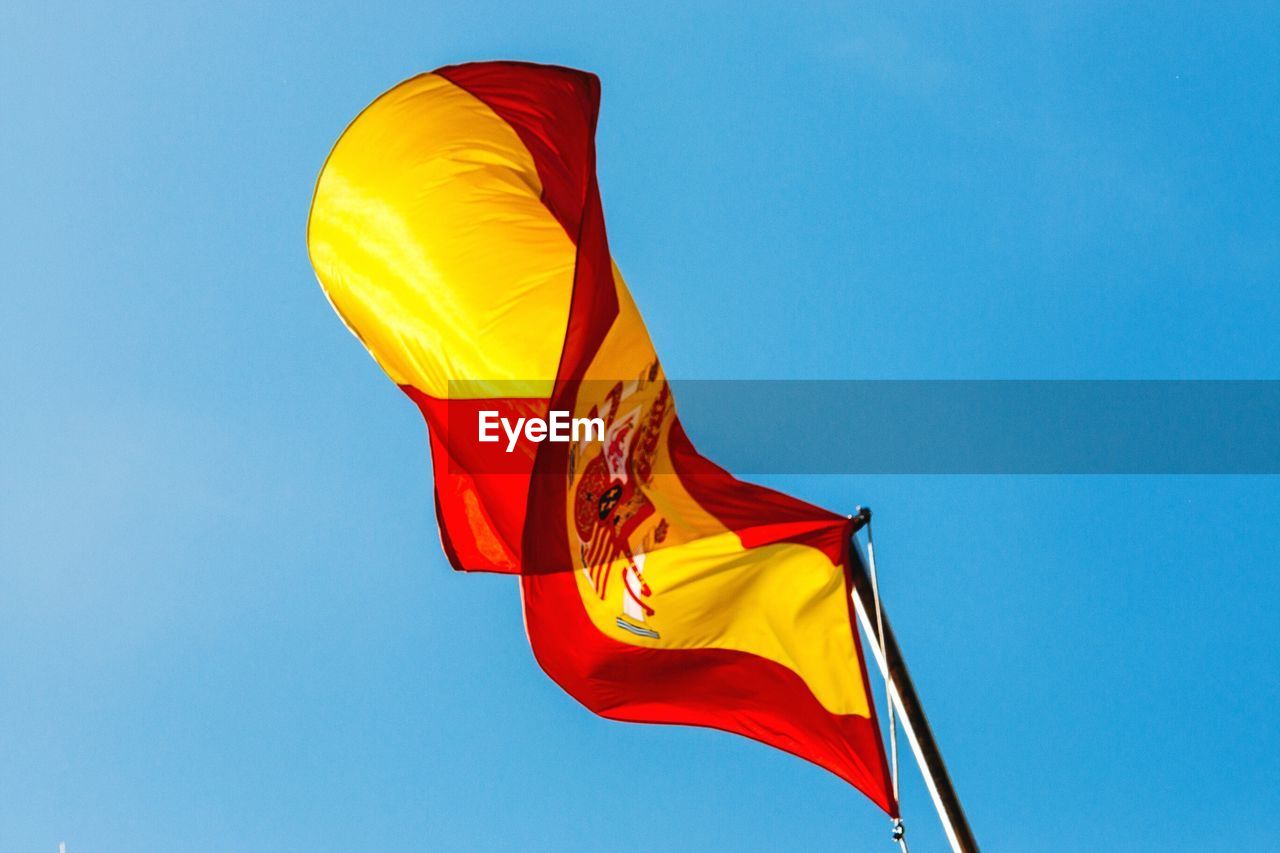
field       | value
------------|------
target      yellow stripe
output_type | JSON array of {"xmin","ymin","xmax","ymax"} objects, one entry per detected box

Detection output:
[{"xmin": 307, "ymin": 73, "xmax": 576, "ymax": 399}]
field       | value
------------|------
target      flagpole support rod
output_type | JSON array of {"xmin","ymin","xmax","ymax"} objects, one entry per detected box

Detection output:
[{"xmin": 849, "ymin": 507, "xmax": 979, "ymax": 853}]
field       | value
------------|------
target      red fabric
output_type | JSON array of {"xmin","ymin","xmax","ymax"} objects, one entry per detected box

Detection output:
[
  {"xmin": 667, "ymin": 417, "xmax": 853, "ymax": 562},
  {"xmin": 437, "ymin": 62, "xmax": 620, "ymax": 395},
  {"xmin": 437, "ymin": 62, "xmax": 599, "ymax": 239},
  {"xmin": 404, "ymin": 388, "xmax": 548, "ymax": 574}
]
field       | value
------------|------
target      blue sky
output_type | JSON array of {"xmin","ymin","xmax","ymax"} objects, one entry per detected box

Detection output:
[{"xmin": 3, "ymin": 2, "xmax": 1279, "ymax": 850}]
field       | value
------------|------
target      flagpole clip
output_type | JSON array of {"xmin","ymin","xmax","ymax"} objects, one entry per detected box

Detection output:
[{"xmin": 851, "ymin": 505, "xmax": 873, "ymax": 533}]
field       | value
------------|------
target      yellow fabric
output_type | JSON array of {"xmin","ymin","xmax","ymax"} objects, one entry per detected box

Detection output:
[{"xmin": 307, "ymin": 73, "xmax": 575, "ymax": 399}]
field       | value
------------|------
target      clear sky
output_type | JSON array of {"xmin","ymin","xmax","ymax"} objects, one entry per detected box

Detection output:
[{"xmin": 3, "ymin": 2, "xmax": 1279, "ymax": 850}]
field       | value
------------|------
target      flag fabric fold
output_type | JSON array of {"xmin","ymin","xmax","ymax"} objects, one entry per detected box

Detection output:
[{"xmin": 308, "ymin": 60, "xmax": 895, "ymax": 814}]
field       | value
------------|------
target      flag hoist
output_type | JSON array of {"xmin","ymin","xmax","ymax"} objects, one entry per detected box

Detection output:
[{"xmin": 308, "ymin": 60, "xmax": 975, "ymax": 850}]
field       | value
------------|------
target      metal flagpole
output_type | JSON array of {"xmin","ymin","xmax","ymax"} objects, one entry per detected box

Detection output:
[{"xmin": 850, "ymin": 508, "xmax": 979, "ymax": 853}]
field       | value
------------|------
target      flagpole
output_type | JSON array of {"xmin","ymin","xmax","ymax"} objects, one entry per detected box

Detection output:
[{"xmin": 849, "ymin": 509, "xmax": 978, "ymax": 853}]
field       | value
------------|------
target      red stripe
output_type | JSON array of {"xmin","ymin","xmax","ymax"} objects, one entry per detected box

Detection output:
[
  {"xmin": 588, "ymin": 529, "xmax": 607, "ymax": 567},
  {"xmin": 436, "ymin": 62, "xmax": 620, "ymax": 412},
  {"xmin": 436, "ymin": 62, "xmax": 597, "ymax": 239},
  {"xmin": 667, "ymin": 417, "xmax": 853, "ymax": 563},
  {"xmin": 522, "ymin": 566, "xmax": 895, "ymax": 812},
  {"xmin": 403, "ymin": 388, "xmax": 548, "ymax": 574}
]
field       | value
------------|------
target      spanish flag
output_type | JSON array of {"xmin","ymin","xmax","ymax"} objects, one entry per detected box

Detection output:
[{"xmin": 308, "ymin": 61, "xmax": 895, "ymax": 814}]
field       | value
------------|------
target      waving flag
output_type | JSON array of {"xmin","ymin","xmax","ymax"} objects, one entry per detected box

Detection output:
[{"xmin": 308, "ymin": 61, "xmax": 895, "ymax": 814}]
